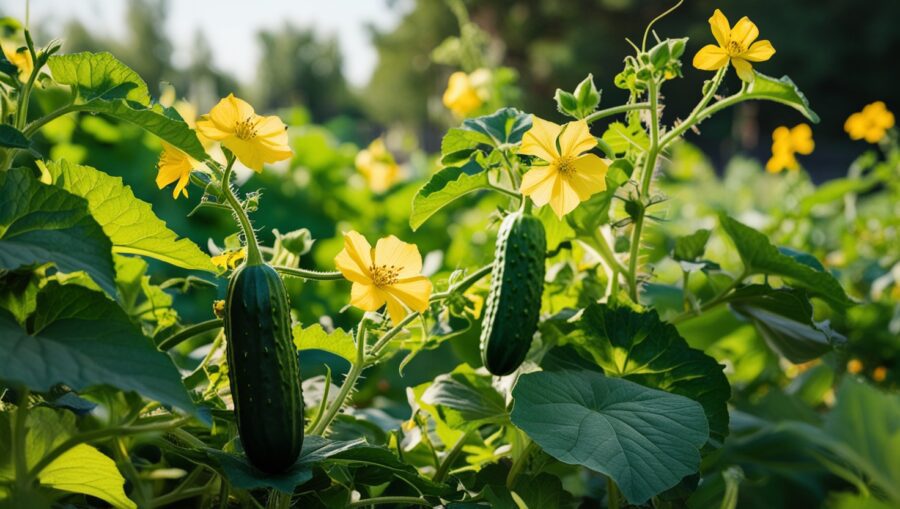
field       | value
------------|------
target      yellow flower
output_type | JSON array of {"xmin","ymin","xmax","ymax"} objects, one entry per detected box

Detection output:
[
  {"xmin": 844, "ymin": 101, "xmax": 895, "ymax": 143},
  {"xmin": 765, "ymin": 124, "xmax": 814, "ymax": 173},
  {"xmin": 442, "ymin": 71, "xmax": 484, "ymax": 117},
  {"xmin": 872, "ymin": 366, "xmax": 887, "ymax": 382},
  {"xmin": 693, "ymin": 9, "xmax": 775, "ymax": 83},
  {"xmin": 196, "ymin": 94, "xmax": 292, "ymax": 172},
  {"xmin": 518, "ymin": 116, "xmax": 608, "ymax": 218},
  {"xmin": 334, "ymin": 231, "xmax": 432, "ymax": 325},
  {"xmin": 846, "ymin": 359, "xmax": 863, "ymax": 374},
  {"xmin": 355, "ymin": 138, "xmax": 401, "ymax": 193},
  {"xmin": 156, "ymin": 142, "xmax": 202, "ymax": 199},
  {"xmin": 1, "ymin": 41, "xmax": 33, "ymax": 82},
  {"xmin": 211, "ymin": 248, "xmax": 246, "ymax": 270}
]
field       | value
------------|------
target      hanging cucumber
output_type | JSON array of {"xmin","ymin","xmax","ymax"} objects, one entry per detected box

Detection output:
[
  {"xmin": 480, "ymin": 211, "xmax": 546, "ymax": 376},
  {"xmin": 225, "ymin": 261, "xmax": 304, "ymax": 473}
]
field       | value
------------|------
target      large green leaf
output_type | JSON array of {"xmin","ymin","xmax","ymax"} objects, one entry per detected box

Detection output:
[
  {"xmin": 42, "ymin": 160, "xmax": 215, "ymax": 273},
  {"xmin": 48, "ymin": 51, "xmax": 150, "ymax": 105},
  {"xmin": 510, "ymin": 370, "xmax": 708, "ymax": 505},
  {"xmin": 567, "ymin": 304, "xmax": 730, "ymax": 449},
  {"xmin": 744, "ymin": 72, "xmax": 819, "ymax": 123},
  {"xmin": 729, "ymin": 285, "xmax": 845, "ymax": 363},
  {"xmin": 0, "ymin": 167, "xmax": 116, "ymax": 297},
  {"xmin": 440, "ymin": 107, "xmax": 531, "ymax": 165},
  {"xmin": 0, "ymin": 283, "xmax": 194, "ymax": 412},
  {"xmin": 719, "ymin": 215, "xmax": 851, "ymax": 309},
  {"xmin": 0, "ymin": 407, "xmax": 135, "ymax": 509},
  {"xmin": 409, "ymin": 160, "xmax": 490, "ymax": 230},
  {"xmin": 292, "ymin": 323, "xmax": 356, "ymax": 365},
  {"xmin": 422, "ymin": 369, "xmax": 508, "ymax": 431}
]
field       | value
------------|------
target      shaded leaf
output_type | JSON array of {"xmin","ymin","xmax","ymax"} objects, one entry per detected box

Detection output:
[
  {"xmin": 0, "ymin": 124, "xmax": 31, "ymax": 149},
  {"xmin": 422, "ymin": 370, "xmax": 508, "ymax": 431},
  {"xmin": 440, "ymin": 108, "xmax": 531, "ymax": 165},
  {"xmin": 673, "ymin": 229, "xmax": 711, "ymax": 262}
]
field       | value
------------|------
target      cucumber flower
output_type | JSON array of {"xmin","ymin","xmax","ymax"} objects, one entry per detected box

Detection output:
[
  {"xmin": 765, "ymin": 124, "xmax": 814, "ymax": 173},
  {"xmin": 1, "ymin": 41, "xmax": 33, "ymax": 82},
  {"xmin": 519, "ymin": 116, "xmax": 608, "ymax": 218},
  {"xmin": 693, "ymin": 9, "xmax": 775, "ymax": 83},
  {"xmin": 845, "ymin": 101, "xmax": 894, "ymax": 143},
  {"xmin": 196, "ymin": 94, "xmax": 292, "ymax": 171},
  {"xmin": 156, "ymin": 142, "xmax": 202, "ymax": 199},
  {"xmin": 442, "ymin": 71, "xmax": 485, "ymax": 118},
  {"xmin": 355, "ymin": 138, "xmax": 402, "ymax": 193},
  {"xmin": 335, "ymin": 231, "xmax": 432, "ymax": 325},
  {"xmin": 211, "ymin": 248, "xmax": 246, "ymax": 270}
]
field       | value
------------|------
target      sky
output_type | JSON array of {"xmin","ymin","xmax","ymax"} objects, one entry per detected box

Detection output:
[{"xmin": 0, "ymin": 0, "xmax": 410, "ymax": 86}]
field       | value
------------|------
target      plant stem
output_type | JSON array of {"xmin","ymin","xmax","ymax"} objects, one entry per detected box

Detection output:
[
  {"xmin": 670, "ymin": 271, "xmax": 747, "ymax": 324},
  {"xmin": 369, "ymin": 312, "xmax": 421, "ymax": 358},
  {"xmin": 584, "ymin": 102, "xmax": 651, "ymax": 124},
  {"xmin": 220, "ymin": 156, "xmax": 263, "ymax": 266},
  {"xmin": 13, "ymin": 388, "xmax": 29, "ymax": 489},
  {"xmin": 156, "ymin": 319, "xmax": 223, "ymax": 351},
  {"xmin": 506, "ymin": 440, "xmax": 537, "ymax": 489},
  {"xmin": 305, "ymin": 365, "xmax": 332, "ymax": 433},
  {"xmin": 274, "ymin": 266, "xmax": 344, "ymax": 280},
  {"xmin": 433, "ymin": 430, "xmax": 472, "ymax": 483},
  {"xmin": 346, "ymin": 496, "xmax": 429, "ymax": 508},
  {"xmin": 429, "ymin": 264, "xmax": 492, "ymax": 302},
  {"xmin": 23, "ymin": 103, "xmax": 83, "ymax": 136},
  {"xmin": 659, "ymin": 66, "xmax": 727, "ymax": 148},
  {"xmin": 607, "ymin": 478, "xmax": 622, "ymax": 509},
  {"xmin": 266, "ymin": 491, "xmax": 291, "ymax": 509},
  {"xmin": 114, "ymin": 437, "xmax": 148, "ymax": 507},
  {"xmin": 310, "ymin": 318, "xmax": 369, "ymax": 435},
  {"xmin": 587, "ymin": 230, "xmax": 628, "ymax": 275}
]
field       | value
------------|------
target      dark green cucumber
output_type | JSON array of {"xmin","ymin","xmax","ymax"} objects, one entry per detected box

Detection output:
[
  {"xmin": 225, "ymin": 262, "xmax": 303, "ymax": 473},
  {"xmin": 480, "ymin": 211, "xmax": 546, "ymax": 376}
]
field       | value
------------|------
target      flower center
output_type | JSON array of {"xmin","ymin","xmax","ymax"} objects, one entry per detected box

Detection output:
[
  {"xmin": 234, "ymin": 117, "xmax": 259, "ymax": 140},
  {"xmin": 726, "ymin": 40, "xmax": 744, "ymax": 56},
  {"xmin": 556, "ymin": 155, "xmax": 577, "ymax": 178},
  {"xmin": 369, "ymin": 264, "xmax": 401, "ymax": 287}
]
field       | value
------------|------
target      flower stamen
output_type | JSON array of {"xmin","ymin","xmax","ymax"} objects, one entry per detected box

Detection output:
[
  {"xmin": 234, "ymin": 117, "xmax": 259, "ymax": 140},
  {"xmin": 556, "ymin": 155, "xmax": 577, "ymax": 178},
  {"xmin": 369, "ymin": 264, "xmax": 401, "ymax": 287}
]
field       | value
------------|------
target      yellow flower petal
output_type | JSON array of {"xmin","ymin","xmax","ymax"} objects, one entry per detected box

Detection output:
[
  {"xmin": 730, "ymin": 16, "xmax": 760, "ymax": 50},
  {"xmin": 547, "ymin": 177, "xmax": 582, "ymax": 218},
  {"xmin": 156, "ymin": 142, "xmax": 199, "ymax": 200},
  {"xmin": 864, "ymin": 128, "xmax": 884, "ymax": 144},
  {"xmin": 693, "ymin": 45, "xmax": 729, "ymax": 71},
  {"xmin": 374, "ymin": 235, "xmax": 423, "ymax": 278},
  {"xmin": 383, "ymin": 292, "xmax": 409, "ymax": 326},
  {"xmin": 731, "ymin": 58, "xmax": 755, "ymax": 83},
  {"xmin": 568, "ymin": 154, "xmax": 608, "ymax": 200},
  {"xmin": 844, "ymin": 113, "xmax": 866, "ymax": 140},
  {"xmin": 443, "ymin": 72, "xmax": 483, "ymax": 117},
  {"xmin": 197, "ymin": 94, "xmax": 292, "ymax": 171},
  {"xmin": 351, "ymin": 282, "xmax": 384, "ymax": 311},
  {"xmin": 335, "ymin": 231, "xmax": 374, "ymax": 284},
  {"xmin": 709, "ymin": 9, "xmax": 731, "ymax": 48},
  {"xmin": 558, "ymin": 120, "xmax": 596, "ymax": 157},
  {"xmin": 742, "ymin": 40, "xmax": 775, "ymax": 62},
  {"xmin": 520, "ymin": 166, "xmax": 558, "ymax": 207},
  {"xmin": 790, "ymin": 124, "xmax": 814, "ymax": 155},
  {"xmin": 386, "ymin": 275, "xmax": 433, "ymax": 313},
  {"xmin": 519, "ymin": 116, "xmax": 562, "ymax": 162}
]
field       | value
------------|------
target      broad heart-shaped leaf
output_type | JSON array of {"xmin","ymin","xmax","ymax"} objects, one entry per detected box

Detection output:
[
  {"xmin": 510, "ymin": 370, "xmax": 708, "ymax": 505},
  {"xmin": 292, "ymin": 323, "xmax": 356, "ymax": 365},
  {"xmin": 0, "ymin": 407, "xmax": 135, "ymax": 508},
  {"xmin": 567, "ymin": 305, "xmax": 730, "ymax": 449},
  {"xmin": 0, "ymin": 282, "xmax": 194, "ymax": 413},
  {"xmin": 440, "ymin": 107, "xmax": 531, "ymax": 165},
  {"xmin": 48, "ymin": 51, "xmax": 150, "ymax": 105},
  {"xmin": 422, "ymin": 369, "xmax": 508, "ymax": 431},
  {"xmin": 719, "ymin": 215, "xmax": 851, "ymax": 309},
  {"xmin": 409, "ymin": 160, "xmax": 490, "ymax": 230},
  {"xmin": 729, "ymin": 285, "xmax": 845, "ymax": 363},
  {"xmin": 0, "ymin": 167, "xmax": 116, "ymax": 297},
  {"xmin": 0, "ymin": 124, "xmax": 31, "ymax": 149},
  {"xmin": 77, "ymin": 99, "xmax": 209, "ymax": 162},
  {"xmin": 42, "ymin": 160, "xmax": 215, "ymax": 273},
  {"xmin": 744, "ymin": 72, "xmax": 819, "ymax": 123}
]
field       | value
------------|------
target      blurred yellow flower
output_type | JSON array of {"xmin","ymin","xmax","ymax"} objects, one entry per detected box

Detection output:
[
  {"xmin": 196, "ymin": 94, "xmax": 292, "ymax": 171},
  {"xmin": 442, "ymin": 71, "xmax": 484, "ymax": 117},
  {"xmin": 846, "ymin": 358, "xmax": 863, "ymax": 374},
  {"xmin": 211, "ymin": 248, "xmax": 246, "ymax": 270},
  {"xmin": 1, "ymin": 41, "xmax": 33, "ymax": 82},
  {"xmin": 334, "ymin": 231, "xmax": 432, "ymax": 325},
  {"xmin": 872, "ymin": 366, "xmax": 887, "ymax": 382},
  {"xmin": 355, "ymin": 138, "xmax": 401, "ymax": 193},
  {"xmin": 693, "ymin": 9, "xmax": 775, "ymax": 82},
  {"xmin": 844, "ymin": 101, "xmax": 894, "ymax": 143},
  {"xmin": 156, "ymin": 142, "xmax": 202, "ymax": 199},
  {"xmin": 766, "ymin": 124, "xmax": 814, "ymax": 173},
  {"xmin": 519, "ymin": 116, "xmax": 608, "ymax": 218}
]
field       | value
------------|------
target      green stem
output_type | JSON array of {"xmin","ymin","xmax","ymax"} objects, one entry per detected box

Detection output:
[
  {"xmin": 13, "ymin": 388, "xmax": 29, "ymax": 489},
  {"xmin": 488, "ymin": 183, "xmax": 523, "ymax": 201},
  {"xmin": 310, "ymin": 319, "xmax": 369, "ymax": 436},
  {"xmin": 369, "ymin": 312, "xmax": 421, "ymax": 358},
  {"xmin": 114, "ymin": 438, "xmax": 148, "ymax": 507},
  {"xmin": 266, "ymin": 491, "xmax": 291, "ymax": 509},
  {"xmin": 608, "ymin": 478, "xmax": 622, "ymax": 509},
  {"xmin": 584, "ymin": 102, "xmax": 651, "ymax": 124},
  {"xmin": 670, "ymin": 270, "xmax": 747, "ymax": 324},
  {"xmin": 305, "ymin": 365, "xmax": 332, "ymax": 433},
  {"xmin": 659, "ymin": 66, "xmax": 728, "ymax": 148},
  {"xmin": 23, "ymin": 103, "xmax": 83, "ymax": 136},
  {"xmin": 220, "ymin": 156, "xmax": 262, "ymax": 266},
  {"xmin": 156, "ymin": 319, "xmax": 223, "ymax": 351},
  {"xmin": 428, "ymin": 264, "xmax": 492, "ymax": 302},
  {"xmin": 587, "ymin": 230, "xmax": 628, "ymax": 275},
  {"xmin": 506, "ymin": 440, "xmax": 537, "ymax": 489},
  {"xmin": 346, "ymin": 496, "xmax": 429, "ymax": 508},
  {"xmin": 433, "ymin": 430, "xmax": 472, "ymax": 483},
  {"xmin": 150, "ymin": 483, "xmax": 213, "ymax": 508},
  {"xmin": 274, "ymin": 266, "xmax": 344, "ymax": 281}
]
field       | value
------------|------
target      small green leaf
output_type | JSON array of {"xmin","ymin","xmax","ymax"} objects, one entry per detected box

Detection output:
[
  {"xmin": 0, "ymin": 124, "xmax": 31, "ymax": 149},
  {"xmin": 292, "ymin": 323, "xmax": 356, "ymax": 365},
  {"xmin": 554, "ymin": 89, "xmax": 578, "ymax": 118},
  {"xmin": 719, "ymin": 215, "xmax": 851, "ymax": 309},
  {"xmin": 600, "ymin": 120, "xmax": 649, "ymax": 156},
  {"xmin": 510, "ymin": 370, "xmax": 709, "ymax": 505},
  {"xmin": 745, "ymin": 72, "xmax": 820, "ymax": 123},
  {"xmin": 409, "ymin": 160, "xmax": 490, "ymax": 230},
  {"xmin": 0, "ymin": 283, "xmax": 194, "ymax": 413},
  {"xmin": 440, "ymin": 108, "xmax": 531, "ymax": 165},
  {"xmin": 673, "ymin": 229, "xmax": 711, "ymax": 262},
  {"xmin": 0, "ymin": 167, "xmax": 116, "ymax": 297},
  {"xmin": 555, "ymin": 74, "xmax": 601, "ymax": 119},
  {"xmin": 42, "ymin": 160, "xmax": 215, "ymax": 273},
  {"xmin": 729, "ymin": 285, "xmax": 846, "ymax": 363},
  {"xmin": 48, "ymin": 52, "xmax": 150, "ymax": 105},
  {"xmin": 422, "ymin": 369, "xmax": 508, "ymax": 431}
]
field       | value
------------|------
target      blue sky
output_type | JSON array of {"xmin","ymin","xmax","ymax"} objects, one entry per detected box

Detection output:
[{"xmin": 3, "ymin": 0, "xmax": 410, "ymax": 86}]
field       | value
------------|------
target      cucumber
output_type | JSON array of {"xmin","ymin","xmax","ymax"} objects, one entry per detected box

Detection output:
[
  {"xmin": 480, "ymin": 211, "xmax": 546, "ymax": 376},
  {"xmin": 225, "ymin": 262, "xmax": 304, "ymax": 472}
]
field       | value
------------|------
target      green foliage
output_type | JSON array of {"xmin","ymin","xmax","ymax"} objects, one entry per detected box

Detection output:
[
  {"xmin": 745, "ymin": 72, "xmax": 820, "ymax": 123},
  {"xmin": 510, "ymin": 369, "xmax": 709, "ymax": 504},
  {"xmin": 440, "ymin": 107, "xmax": 531, "ymax": 165},
  {"xmin": 48, "ymin": 51, "xmax": 151, "ymax": 104},
  {"xmin": 555, "ymin": 74, "xmax": 601, "ymax": 119},
  {"xmin": 293, "ymin": 323, "xmax": 356, "ymax": 365},
  {"xmin": 410, "ymin": 160, "xmax": 490, "ymax": 230},
  {"xmin": 0, "ymin": 125, "xmax": 31, "ymax": 149}
]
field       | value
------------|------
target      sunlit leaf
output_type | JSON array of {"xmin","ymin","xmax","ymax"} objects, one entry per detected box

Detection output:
[
  {"xmin": 744, "ymin": 72, "xmax": 819, "ymax": 123},
  {"xmin": 410, "ymin": 160, "xmax": 490, "ymax": 230},
  {"xmin": 440, "ymin": 108, "xmax": 531, "ymax": 165},
  {"xmin": 292, "ymin": 323, "xmax": 356, "ymax": 365},
  {"xmin": 48, "ymin": 51, "xmax": 151, "ymax": 105}
]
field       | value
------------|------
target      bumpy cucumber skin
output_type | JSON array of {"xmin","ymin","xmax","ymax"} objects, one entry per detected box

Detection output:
[
  {"xmin": 480, "ymin": 212, "xmax": 546, "ymax": 376},
  {"xmin": 225, "ymin": 263, "xmax": 304, "ymax": 473}
]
